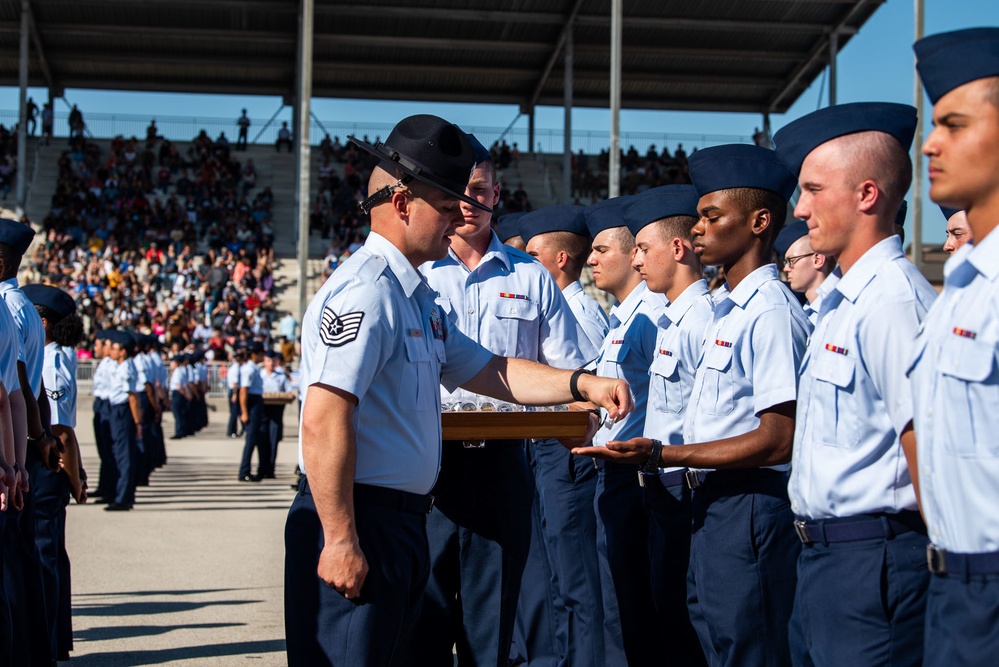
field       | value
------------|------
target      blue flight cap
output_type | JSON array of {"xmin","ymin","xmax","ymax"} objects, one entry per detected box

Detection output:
[
  {"xmin": 622, "ymin": 185, "xmax": 700, "ymax": 237},
  {"xmin": 895, "ymin": 200, "xmax": 908, "ymax": 227},
  {"xmin": 940, "ymin": 205, "xmax": 962, "ymax": 220},
  {"xmin": 247, "ymin": 341, "xmax": 265, "ymax": 354},
  {"xmin": 95, "ymin": 329, "xmax": 111, "ymax": 341},
  {"xmin": 21, "ymin": 284, "xmax": 76, "ymax": 319},
  {"xmin": 773, "ymin": 102, "xmax": 918, "ymax": 177},
  {"xmin": 466, "ymin": 133, "xmax": 492, "ymax": 166},
  {"xmin": 687, "ymin": 144, "xmax": 797, "ymax": 200},
  {"xmin": 915, "ymin": 28, "xmax": 999, "ymax": 104},
  {"xmin": 775, "ymin": 221, "xmax": 810, "ymax": 259},
  {"xmin": 0, "ymin": 218, "xmax": 36, "ymax": 256},
  {"xmin": 583, "ymin": 196, "xmax": 636, "ymax": 238},
  {"xmin": 517, "ymin": 205, "xmax": 588, "ymax": 244},
  {"xmin": 495, "ymin": 212, "xmax": 526, "ymax": 242}
]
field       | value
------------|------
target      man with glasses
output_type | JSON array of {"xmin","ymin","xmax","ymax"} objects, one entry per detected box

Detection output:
[{"xmin": 776, "ymin": 221, "xmax": 837, "ymax": 325}]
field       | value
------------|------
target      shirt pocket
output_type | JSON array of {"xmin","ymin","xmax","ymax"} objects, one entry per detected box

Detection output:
[
  {"xmin": 483, "ymin": 298, "xmax": 539, "ymax": 357},
  {"xmin": 601, "ymin": 342, "xmax": 631, "ymax": 379},
  {"xmin": 400, "ymin": 336, "xmax": 439, "ymax": 412},
  {"xmin": 698, "ymin": 343, "xmax": 735, "ymax": 416},
  {"xmin": 650, "ymin": 354, "xmax": 684, "ymax": 414},
  {"xmin": 809, "ymin": 350, "xmax": 858, "ymax": 448},
  {"xmin": 939, "ymin": 335, "xmax": 999, "ymax": 457}
]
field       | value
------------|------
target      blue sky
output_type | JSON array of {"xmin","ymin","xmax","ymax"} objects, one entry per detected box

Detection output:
[{"xmin": 2, "ymin": 0, "xmax": 997, "ymax": 241}]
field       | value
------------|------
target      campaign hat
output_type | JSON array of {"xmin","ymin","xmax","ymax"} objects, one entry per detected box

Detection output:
[
  {"xmin": 623, "ymin": 185, "xmax": 700, "ymax": 237},
  {"xmin": 350, "ymin": 114, "xmax": 489, "ymax": 212},
  {"xmin": 688, "ymin": 144, "xmax": 797, "ymax": 200}
]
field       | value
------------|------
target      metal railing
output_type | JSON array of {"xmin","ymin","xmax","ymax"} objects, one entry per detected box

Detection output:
[
  {"xmin": 0, "ymin": 109, "xmax": 747, "ymax": 155},
  {"xmin": 75, "ymin": 360, "xmax": 299, "ymax": 399}
]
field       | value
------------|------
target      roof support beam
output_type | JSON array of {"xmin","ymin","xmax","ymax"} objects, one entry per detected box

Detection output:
[
  {"xmin": 25, "ymin": 2, "xmax": 56, "ymax": 94},
  {"xmin": 767, "ymin": 0, "xmax": 880, "ymax": 111},
  {"xmin": 529, "ymin": 0, "xmax": 586, "ymax": 110}
]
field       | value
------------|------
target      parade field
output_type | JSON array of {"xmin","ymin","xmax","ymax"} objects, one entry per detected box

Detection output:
[{"xmin": 65, "ymin": 400, "xmax": 296, "ymax": 666}]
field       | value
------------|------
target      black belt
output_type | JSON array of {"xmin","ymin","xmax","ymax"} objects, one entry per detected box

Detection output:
[
  {"xmin": 638, "ymin": 468, "xmax": 688, "ymax": 488},
  {"xmin": 686, "ymin": 467, "xmax": 784, "ymax": 490},
  {"xmin": 927, "ymin": 545, "xmax": 999, "ymax": 576},
  {"xmin": 794, "ymin": 511, "xmax": 926, "ymax": 545},
  {"xmin": 300, "ymin": 477, "xmax": 434, "ymax": 515}
]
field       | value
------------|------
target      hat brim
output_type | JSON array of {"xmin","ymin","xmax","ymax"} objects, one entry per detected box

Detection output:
[{"xmin": 349, "ymin": 136, "xmax": 491, "ymax": 213}]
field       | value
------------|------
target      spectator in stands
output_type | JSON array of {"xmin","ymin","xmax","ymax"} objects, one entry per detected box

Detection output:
[
  {"xmin": 41, "ymin": 101, "xmax": 53, "ymax": 145},
  {"xmin": 68, "ymin": 105, "xmax": 85, "ymax": 140},
  {"xmin": 276, "ymin": 122, "xmax": 292, "ymax": 153},
  {"xmin": 146, "ymin": 120, "xmax": 160, "ymax": 147},
  {"xmin": 26, "ymin": 97, "xmax": 38, "ymax": 136},
  {"xmin": 236, "ymin": 109, "xmax": 250, "ymax": 151}
]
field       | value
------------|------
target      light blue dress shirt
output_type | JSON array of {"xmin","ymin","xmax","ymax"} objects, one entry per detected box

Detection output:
[
  {"xmin": 93, "ymin": 356, "xmax": 114, "ymax": 400},
  {"xmin": 43, "ymin": 342, "xmax": 77, "ymax": 428},
  {"xmin": 227, "ymin": 361, "xmax": 240, "ymax": 390},
  {"xmin": 169, "ymin": 365, "xmax": 186, "ymax": 393},
  {"xmin": 239, "ymin": 361, "xmax": 264, "ymax": 395},
  {"xmin": 0, "ymin": 303, "xmax": 20, "ymax": 395},
  {"xmin": 0, "ymin": 278, "xmax": 44, "ymax": 396},
  {"xmin": 421, "ymin": 231, "xmax": 595, "ymax": 406},
  {"xmin": 909, "ymin": 228, "xmax": 999, "ymax": 553},
  {"xmin": 299, "ymin": 232, "xmax": 494, "ymax": 494},
  {"xmin": 107, "ymin": 358, "xmax": 139, "ymax": 406},
  {"xmin": 644, "ymin": 280, "xmax": 715, "ymax": 472},
  {"xmin": 563, "ymin": 279, "xmax": 610, "ymax": 353},
  {"xmin": 262, "ymin": 368, "xmax": 290, "ymax": 394},
  {"xmin": 591, "ymin": 282, "xmax": 664, "ymax": 448},
  {"xmin": 683, "ymin": 264, "xmax": 811, "ymax": 472},
  {"xmin": 790, "ymin": 237, "xmax": 936, "ymax": 519}
]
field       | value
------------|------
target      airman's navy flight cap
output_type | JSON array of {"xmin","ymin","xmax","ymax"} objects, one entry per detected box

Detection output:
[
  {"xmin": 495, "ymin": 212, "xmax": 526, "ymax": 242},
  {"xmin": 773, "ymin": 102, "xmax": 918, "ymax": 177},
  {"xmin": 0, "ymin": 218, "xmax": 35, "ymax": 255},
  {"xmin": 775, "ymin": 221, "xmax": 810, "ymax": 260},
  {"xmin": 623, "ymin": 185, "xmax": 700, "ymax": 237},
  {"xmin": 940, "ymin": 205, "xmax": 962, "ymax": 220},
  {"xmin": 688, "ymin": 144, "xmax": 797, "ymax": 200},
  {"xmin": 517, "ymin": 205, "xmax": 587, "ymax": 244},
  {"xmin": 466, "ymin": 133, "xmax": 492, "ymax": 166},
  {"xmin": 21, "ymin": 284, "xmax": 76, "ymax": 319},
  {"xmin": 583, "ymin": 196, "xmax": 635, "ymax": 238},
  {"xmin": 915, "ymin": 28, "xmax": 999, "ymax": 104}
]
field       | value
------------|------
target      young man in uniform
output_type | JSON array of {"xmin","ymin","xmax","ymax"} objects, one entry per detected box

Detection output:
[
  {"xmin": 105, "ymin": 331, "xmax": 142, "ymax": 512},
  {"xmin": 907, "ymin": 27, "xmax": 999, "ymax": 667},
  {"xmin": 775, "ymin": 221, "xmax": 837, "ymax": 325},
  {"xmin": 284, "ymin": 115, "xmax": 630, "ymax": 667},
  {"xmin": 580, "ymin": 145, "xmax": 809, "ymax": 667},
  {"xmin": 773, "ymin": 102, "xmax": 937, "ymax": 666},
  {"xmin": 238, "ymin": 342, "xmax": 269, "ymax": 482}
]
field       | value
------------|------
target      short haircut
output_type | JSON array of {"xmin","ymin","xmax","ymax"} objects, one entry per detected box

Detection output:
[
  {"xmin": 653, "ymin": 214, "xmax": 699, "ymax": 244},
  {"xmin": 607, "ymin": 226, "xmax": 635, "ymax": 253},
  {"xmin": 986, "ymin": 76, "xmax": 999, "ymax": 111},
  {"xmin": 0, "ymin": 243, "xmax": 20, "ymax": 280},
  {"xmin": 547, "ymin": 231, "xmax": 592, "ymax": 267},
  {"xmin": 834, "ymin": 130, "xmax": 912, "ymax": 211},
  {"xmin": 728, "ymin": 187, "xmax": 789, "ymax": 242},
  {"xmin": 476, "ymin": 157, "xmax": 497, "ymax": 183}
]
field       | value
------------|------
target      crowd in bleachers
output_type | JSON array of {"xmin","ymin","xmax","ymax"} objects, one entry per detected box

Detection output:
[
  {"xmin": 571, "ymin": 143, "xmax": 694, "ymax": 202},
  {"xmin": 19, "ymin": 127, "xmax": 285, "ymax": 361}
]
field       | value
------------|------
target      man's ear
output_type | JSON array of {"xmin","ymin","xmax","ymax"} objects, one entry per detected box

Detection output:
[
  {"xmin": 750, "ymin": 208, "xmax": 772, "ymax": 239},
  {"xmin": 392, "ymin": 191, "xmax": 411, "ymax": 221},
  {"xmin": 556, "ymin": 250, "xmax": 570, "ymax": 270}
]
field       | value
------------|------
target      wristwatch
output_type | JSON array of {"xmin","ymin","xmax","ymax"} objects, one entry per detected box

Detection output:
[{"xmin": 640, "ymin": 439, "xmax": 663, "ymax": 474}]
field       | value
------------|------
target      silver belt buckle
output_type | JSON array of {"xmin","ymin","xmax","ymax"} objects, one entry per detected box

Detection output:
[
  {"xmin": 927, "ymin": 544, "xmax": 947, "ymax": 574},
  {"xmin": 462, "ymin": 440, "xmax": 486, "ymax": 449},
  {"xmin": 427, "ymin": 494, "xmax": 435, "ymax": 515},
  {"xmin": 685, "ymin": 469, "xmax": 702, "ymax": 489},
  {"xmin": 638, "ymin": 471, "xmax": 648, "ymax": 488},
  {"xmin": 794, "ymin": 520, "xmax": 812, "ymax": 545}
]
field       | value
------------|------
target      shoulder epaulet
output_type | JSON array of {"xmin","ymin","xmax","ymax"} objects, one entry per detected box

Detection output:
[{"xmin": 354, "ymin": 254, "xmax": 388, "ymax": 283}]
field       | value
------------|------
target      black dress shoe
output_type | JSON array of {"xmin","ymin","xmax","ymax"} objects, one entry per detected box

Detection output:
[
  {"xmin": 260, "ymin": 472, "xmax": 276, "ymax": 479},
  {"xmin": 238, "ymin": 475, "xmax": 260, "ymax": 482},
  {"xmin": 93, "ymin": 497, "xmax": 111, "ymax": 505},
  {"xmin": 104, "ymin": 503, "xmax": 132, "ymax": 512}
]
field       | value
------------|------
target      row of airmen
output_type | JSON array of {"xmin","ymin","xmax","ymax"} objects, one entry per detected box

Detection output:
[
  {"xmin": 285, "ymin": 27, "xmax": 999, "ymax": 667},
  {"xmin": 0, "ymin": 216, "xmax": 87, "ymax": 664}
]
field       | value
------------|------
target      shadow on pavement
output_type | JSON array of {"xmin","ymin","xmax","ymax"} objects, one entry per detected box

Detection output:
[
  {"xmin": 75, "ymin": 622, "xmax": 245, "ymax": 641},
  {"xmin": 66, "ymin": 639, "xmax": 287, "ymax": 666},
  {"xmin": 73, "ymin": 598, "xmax": 260, "ymax": 616}
]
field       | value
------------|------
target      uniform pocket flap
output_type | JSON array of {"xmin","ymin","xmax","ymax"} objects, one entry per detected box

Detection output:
[
  {"xmin": 604, "ymin": 342, "xmax": 631, "ymax": 364},
  {"xmin": 703, "ymin": 343, "xmax": 733, "ymax": 371},
  {"xmin": 813, "ymin": 349, "xmax": 855, "ymax": 389},
  {"xmin": 941, "ymin": 336, "xmax": 995, "ymax": 382},
  {"xmin": 650, "ymin": 353, "xmax": 679, "ymax": 379},
  {"xmin": 491, "ymin": 298, "xmax": 537, "ymax": 321},
  {"xmin": 404, "ymin": 336, "xmax": 430, "ymax": 362}
]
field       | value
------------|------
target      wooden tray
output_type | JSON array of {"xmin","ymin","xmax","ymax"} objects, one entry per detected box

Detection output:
[
  {"xmin": 262, "ymin": 392, "xmax": 297, "ymax": 405},
  {"xmin": 441, "ymin": 410, "xmax": 589, "ymax": 440}
]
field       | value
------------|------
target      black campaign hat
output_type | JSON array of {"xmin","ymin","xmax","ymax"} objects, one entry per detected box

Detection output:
[{"xmin": 350, "ymin": 115, "xmax": 490, "ymax": 213}]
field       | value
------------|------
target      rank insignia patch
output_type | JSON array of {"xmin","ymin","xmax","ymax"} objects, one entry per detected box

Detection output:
[
  {"xmin": 320, "ymin": 307, "xmax": 364, "ymax": 347},
  {"xmin": 45, "ymin": 388, "xmax": 65, "ymax": 401}
]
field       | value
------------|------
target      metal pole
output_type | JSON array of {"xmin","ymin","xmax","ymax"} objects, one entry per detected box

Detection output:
[
  {"xmin": 528, "ymin": 109, "xmax": 535, "ymax": 156},
  {"xmin": 562, "ymin": 26, "xmax": 573, "ymax": 204},
  {"xmin": 16, "ymin": 0, "xmax": 29, "ymax": 217},
  {"xmin": 828, "ymin": 31, "xmax": 838, "ymax": 106},
  {"xmin": 608, "ymin": 0, "xmax": 622, "ymax": 198},
  {"xmin": 912, "ymin": 0, "xmax": 924, "ymax": 270},
  {"xmin": 296, "ymin": 0, "xmax": 314, "ymax": 322}
]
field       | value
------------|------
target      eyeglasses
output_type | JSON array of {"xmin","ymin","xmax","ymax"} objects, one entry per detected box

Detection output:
[{"xmin": 782, "ymin": 253, "xmax": 815, "ymax": 269}]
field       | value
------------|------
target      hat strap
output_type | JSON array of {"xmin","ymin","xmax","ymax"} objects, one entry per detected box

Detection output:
[{"xmin": 358, "ymin": 175, "xmax": 415, "ymax": 215}]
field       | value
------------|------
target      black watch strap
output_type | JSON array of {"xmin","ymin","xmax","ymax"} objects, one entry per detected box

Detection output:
[{"xmin": 569, "ymin": 368, "xmax": 591, "ymax": 402}]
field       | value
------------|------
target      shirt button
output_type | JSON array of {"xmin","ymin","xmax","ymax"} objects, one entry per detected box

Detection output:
[{"xmin": 467, "ymin": 307, "xmax": 474, "ymax": 314}]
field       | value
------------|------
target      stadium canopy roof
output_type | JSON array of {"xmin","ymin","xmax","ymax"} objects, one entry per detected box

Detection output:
[{"xmin": 0, "ymin": 0, "xmax": 883, "ymax": 115}]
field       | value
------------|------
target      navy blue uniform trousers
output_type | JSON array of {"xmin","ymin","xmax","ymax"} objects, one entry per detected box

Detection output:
[
  {"xmin": 32, "ymin": 464, "xmax": 73, "ymax": 660},
  {"xmin": 687, "ymin": 470, "xmax": 799, "ymax": 667},
  {"xmin": 788, "ymin": 522, "xmax": 928, "ymax": 667},
  {"xmin": 642, "ymin": 474, "xmax": 706, "ymax": 667},
  {"xmin": 285, "ymin": 480, "xmax": 429, "ymax": 667},
  {"xmin": 170, "ymin": 391, "xmax": 189, "ymax": 438},
  {"xmin": 923, "ymin": 566, "xmax": 999, "ymax": 667},
  {"xmin": 238, "ymin": 395, "xmax": 270, "ymax": 478},
  {"xmin": 408, "ymin": 441, "xmax": 533, "ymax": 667},
  {"xmin": 93, "ymin": 397, "xmax": 115, "ymax": 497},
  {"xmin": 264, "ymin": 404, "xmax": 285, "ymax": 473},
  {"xmin": 227, "ymin": 388, "xmax": 241, "ymax": 436},
  {"xmin": 109, "ymin": 402, "xmax": 138, "ymax": 508}
]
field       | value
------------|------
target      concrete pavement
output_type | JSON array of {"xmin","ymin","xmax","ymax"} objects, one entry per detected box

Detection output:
[{"xmin": 63, "ymin": 399, "xmax": 298, "ymax": 666}]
